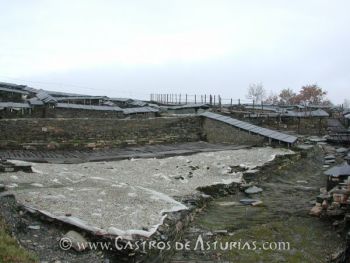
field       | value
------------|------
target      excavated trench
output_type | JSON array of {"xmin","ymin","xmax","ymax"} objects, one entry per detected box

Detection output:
[
  {"xmin": 169, "ymin": 146, "xmax": 343, "ymax": 263},
  {"xmin": 0, "ymin": 145, "xmax": 344, "ymax": 263}
]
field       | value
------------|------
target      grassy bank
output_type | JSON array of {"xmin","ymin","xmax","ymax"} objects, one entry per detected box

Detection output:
[{"xmin": 0, "ymin": 218, "xmax": 37, "ymax": 263}]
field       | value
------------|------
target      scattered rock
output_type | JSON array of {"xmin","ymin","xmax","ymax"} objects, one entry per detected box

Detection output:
[
  {"xmin": 86, "ymin": 143, "xmax": 97, "ymax": 149},
  {"xmin": 28, "ymin": 225, "xmax": 41, "ymax": 230},
  {"xmin": 240, "ymin": 183, "xmax": 253, "ymax": 189},
  {"xmin": 189, "ymin": 165, "xmax": 199, "ymax": 171},
  {"xmin": 47, "ymin": 142, "xmax": 60, "ymax": 150},
  {"xmin": 251, "ymin": 200, "xmax": 264, "ymax": 207},
  {"xmin": 296, "ymin": 180, "xmax": 308, "ymax": 184},
  {"xmin": 336, "ymin": 148, "xmax": 348, "ymax": 154},
  {"xmin": 245, "ymin": 186, "xmax": 263, "ymax": 194},
  {"xmin": 297, "ymin": 144, "xmax": 314, "ymax": 150},
  {"xmin": 325, "ymin": 154, "xmax": 336, "ymax": 160},
  {"xmin": 244, "ymin": 169, "xmax": 259, "ymax": 174},
  {"xmin": 322, "ymin": 200, "xmax": 328, "ymax": 209},
  {"xmin": 308, "ymin": 136, "xmax": 327, "ymax": 143},
  {"xmin": 240, "ymin": 198, "xmax": 259, "ymax": 205},
  {"xmin": 216, "ymin": 201, "xmax": 240, "ymax": 207},
  {"xmin": 230, "ymin": 165, "xmax": 249, "ymax": 173},
  {"xmin": 213, "ymin": 230, "xmax": 228, "ymax": 235},
  {"xmin": 62, "ymin": 230, "xmax": 88, "ymax": 252},
  {"xmin": 309, "ymin": 205, "xmax": 322, "ymax": 217},
  {"xmin": 160, "ymin": 234, "xmax": 168, "ymax": 241}
]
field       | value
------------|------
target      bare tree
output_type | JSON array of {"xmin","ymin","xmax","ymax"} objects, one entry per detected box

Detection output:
[
  {"xmin": 264, "ymin": 91, "xmax": 279, "ymax": 105},
  {"xmin": 246, "ymin": 82, "xmax": 266, "ymax": 103},
  {"xmin": 279, "ymin": 88, "xmax": 297, "ymax": 105}
]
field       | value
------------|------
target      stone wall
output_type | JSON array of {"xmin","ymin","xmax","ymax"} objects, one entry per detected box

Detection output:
[
  {"xmin": 201, "ymin": 118, "xmax": 265, "ymax": 145},
  {"xmin": 0, "ymin": 116, "xmax": 202, "ymax": 149},
  {"xmin": 0, "ymin": 107, "xmax": 157, "ymax": 119},
  {"xmin": 46, "ymin": 107, "xmax": 125, "ymax": 118},
  {"xmin": 245, "ymin": 116, "xmax": 328, "ymax": 135}
]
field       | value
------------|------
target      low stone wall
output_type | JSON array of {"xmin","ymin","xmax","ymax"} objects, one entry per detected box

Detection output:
[
  {"xmin": 201, "ymin": 118, "xmax": 265, "ymax": 145},
  {"xmin": 239, "ymin": 115, "xmax": 328, "ymax": 135},
  {"xmin": 0, "ymin": 114, "xmax": 285, "ymax": 150},
  {"xmin": 0, "ymin": 116, "xmax": 202, "ymax": 149},
  {"xmin": 255, "ymin": 117, "xmax": 327, "ymax": 135},
  {"xmin": 0, "ymin": 107, "xmax": 157, "ymax": 119}
]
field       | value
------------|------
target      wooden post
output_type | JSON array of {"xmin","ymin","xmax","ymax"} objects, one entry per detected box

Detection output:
[
  {"xmin": 319, "ymin": 117, "xmax": 322, "ymax": 135},
  {"xmin": 186, "ymin": 94, "xmax": 188, "ymax": 104},
  {"xmin": 195, "ymin": 95, "xmax": 197, "ymax": 104},
  {"xmin": 205, "ymin": 94, "xmax": 207, "ymax": 104},
  {"xmin": 214, "ymin": 95, "xmax": 216, "ymax": 106},
  {"xmin": 238, "ymin": 98, "xmax": 240, "ymax": 106}
]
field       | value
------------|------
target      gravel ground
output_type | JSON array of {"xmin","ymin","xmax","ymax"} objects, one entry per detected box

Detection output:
[
  {"xmin": 0, "ymin": 194, "xmax": 108, "ymax": 263},
  {"xmin": 0, "ymin": 147, "xmax": 293, "ymax": 239}
]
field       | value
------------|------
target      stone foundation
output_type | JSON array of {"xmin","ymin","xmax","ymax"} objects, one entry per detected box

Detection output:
[
  {"xmin": 201, "ymin": 118, "xmax": 265, "ymax": 145},
  {"xmin": 0, "ymin": 116, "xmax": 202, "ymax": 149}
]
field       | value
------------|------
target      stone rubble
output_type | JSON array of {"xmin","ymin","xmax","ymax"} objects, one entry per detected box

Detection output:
[{"xmin": 309, "ymin": 144, "xmax": 350, "ymax": 261}]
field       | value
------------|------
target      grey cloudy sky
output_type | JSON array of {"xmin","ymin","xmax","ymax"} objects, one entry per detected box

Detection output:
[{"xmin": 0, "ymin": 0, "xmax": 349, "ymax": 103}]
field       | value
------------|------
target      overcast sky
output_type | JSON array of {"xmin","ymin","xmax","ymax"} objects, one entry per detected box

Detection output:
[{"xmin": 0, "ymin": 0, "xmax": 349, "ymax": 103}]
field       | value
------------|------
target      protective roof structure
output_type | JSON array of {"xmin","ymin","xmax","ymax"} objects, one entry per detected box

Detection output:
[
  {"xmin": 200, "ymin": 111, "xmax": 298, "ymax": 144},
  {"xmin": 56, "ymin": 103, "xmax": 123, "ymax": 112}
]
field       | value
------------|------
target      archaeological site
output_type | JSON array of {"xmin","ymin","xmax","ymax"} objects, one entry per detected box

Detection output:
[{"xmin": 1, "ymin": 81, "xmax": 350, "ymax": 263}]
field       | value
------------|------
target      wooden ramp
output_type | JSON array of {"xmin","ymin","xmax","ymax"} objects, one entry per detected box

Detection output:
[{"xmin": 200, "ymin": 112, "xmax": 298, "ymax": 146}]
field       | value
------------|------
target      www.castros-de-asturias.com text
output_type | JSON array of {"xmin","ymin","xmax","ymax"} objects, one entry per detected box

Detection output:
[{"xmin": 59, "ymin": 235, "xmax": 291, "ymax": 252}]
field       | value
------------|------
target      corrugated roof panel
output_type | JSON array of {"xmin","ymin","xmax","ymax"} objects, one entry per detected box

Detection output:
[
  {"xmin": 56, "ymin": 96, "xmax": 106, "ymax": 101},
  {"xmin": 0, "ymin": 87, "xmax": 29, "ymax": 95},
  {"xmin": 123, "ymin": 107, "xmax": 159, "ymax": 114},
  {"xmin": 0, "ymin": 102, "xmax": 31, "ymax": 108},
  {"xmin": 200, "ymin": 112, "xmax": 298, "ymax": 144},
  {"xmin": 28, "ymin": 98, "xmax": 44, "ymax": 106},
  {"xmin": 167, "ymin": 103, "xmax": 210, "ymax": 110},
  {"xmin": 222, "ymin": 119, "xmax": 239, "ymax": 126},
  {"xmin": 240, "ymin": 124, "xmax": 253, "ymax": 130},
  {"xmin": 36, "ymin": 90, "xmax": 58, "ymax": 104},
  {"xmin": 257, "ymin": 129, "xmax": 276, "ymax": 137},
  {"xmin": 56, "ymin": 103, "xmax": 123, "ymax": 112}
]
